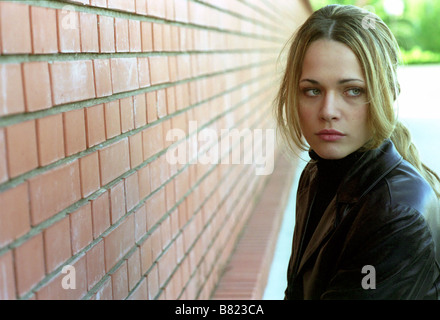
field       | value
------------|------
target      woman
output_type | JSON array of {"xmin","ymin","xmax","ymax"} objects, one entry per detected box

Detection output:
[{"xmin": 275, "ymin": 4, "xmax": 440, "ymax": 299}]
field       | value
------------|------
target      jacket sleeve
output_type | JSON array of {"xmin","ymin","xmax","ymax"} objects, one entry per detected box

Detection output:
[{"xmin": 321, "ymin": 203, "xmax": 439, "ymax": 300}]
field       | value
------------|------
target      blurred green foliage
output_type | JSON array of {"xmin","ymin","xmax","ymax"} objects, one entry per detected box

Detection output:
[
  {"xmin": 309, "ymin": 0, "xmax": 440, "ymax": 64},
  {"xmin": 400, "ymin": 47, "xmax": 440, "ymax": 65}
]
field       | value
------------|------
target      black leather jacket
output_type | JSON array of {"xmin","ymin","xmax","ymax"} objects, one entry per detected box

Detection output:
[{"xmin": 285, "ymin": 140, "xmax": 440, "ymax": 299}]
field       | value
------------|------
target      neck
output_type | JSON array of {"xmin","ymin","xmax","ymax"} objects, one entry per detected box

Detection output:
[{"xmin": 310, "ymin": 149, "xmax": 364, "ymax": 188}]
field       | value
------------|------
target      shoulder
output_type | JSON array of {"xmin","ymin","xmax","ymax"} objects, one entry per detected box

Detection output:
[
  {"xmin": 352, "ymin": 157, "xmax": 435, "ymax": 216},
  {"xmin": 347, "ymin": 159, "xmax": 437, "ymax": 258},
  {"xmin": 346, "ymin": 159, "xmax": 437, "ymax": 245},
  {"xmin": 384, "ymin": 159, "xmax": 435, "ymax": 214},
  {"xmin": 385, "ymin": 160, "xmax": 440, "ymax": 261}
]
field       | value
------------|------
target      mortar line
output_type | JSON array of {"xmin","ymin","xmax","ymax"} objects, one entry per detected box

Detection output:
[
  {"xmin": 0, "ymin": 47, "xmax": 280, "ymax": 64},
  {"xmin": 0, "ymin": 59, "xmax": 276, "ymax": 128},
  {"xmin": 5, "ymin": 0, "xmax": 286, "ymax": 43}
]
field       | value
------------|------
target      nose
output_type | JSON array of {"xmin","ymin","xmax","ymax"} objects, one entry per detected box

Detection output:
[{"xmin": 319, "ymin": 91, "xmax": 340, "ymax": 122}]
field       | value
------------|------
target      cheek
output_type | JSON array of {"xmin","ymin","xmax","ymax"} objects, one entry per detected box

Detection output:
[
  {"xmin": 297, "ymin": 107, "xmax": 310, "ymax": 129},
  {"xmin": 350, "ymin": 106, "xmax": 371, "ymax": 133},
  {"xmin": 298, "ymin": 105, "xmax": 314, "ymax": 124},
  {"xmin": 298, "ymin": 108, "xmax": 316, "ymax": 139},
  {"xmin": 358, "ymin": 105, "xmax": 369, "ymax": 125}
]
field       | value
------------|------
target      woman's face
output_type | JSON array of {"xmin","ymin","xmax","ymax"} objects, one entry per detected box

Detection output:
[{"xmin": 298, "ymin": 39, "xmax": 372, "ymax": 160}]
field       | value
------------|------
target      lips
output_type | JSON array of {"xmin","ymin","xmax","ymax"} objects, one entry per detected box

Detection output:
[{"xmin": 316, "ymin": 129, "xmax": 346, "ymax": 142}]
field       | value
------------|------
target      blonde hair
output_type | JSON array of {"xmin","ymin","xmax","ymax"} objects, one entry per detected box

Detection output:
[{"xmin": 275, "ymin": 4, "xmax": 440, "ymax": 197}]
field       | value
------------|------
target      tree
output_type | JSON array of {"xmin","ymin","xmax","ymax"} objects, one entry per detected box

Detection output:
[{"xmin": 309, "ymin": 0, "xmax": 440, "ymax": 63}]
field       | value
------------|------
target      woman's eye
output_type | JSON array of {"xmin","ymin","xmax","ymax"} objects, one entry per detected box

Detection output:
[
  {"xmin": 345, "ymin": 88, "xmax": 364, "ymax": 97},
  {"xmin": 303, "ymin": 88, "xmax": 321, "ymax": 97}
]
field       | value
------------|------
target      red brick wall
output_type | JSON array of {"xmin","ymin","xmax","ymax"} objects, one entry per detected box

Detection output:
[{"xmin": 0, "ymin": 0, "xmax": 310, "ymax": 300}]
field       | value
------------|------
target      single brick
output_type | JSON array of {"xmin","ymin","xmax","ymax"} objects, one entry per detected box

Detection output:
[
  {"xmin": 149, "ymin": 56, "xmax": 170, "ymax": 85},
  {"xmin": 22, "ymin": 62, "xmax": 52, "ymax": 112},
  {"xmin": 79, "ymin": 12, "xmax": 99, "ymax": 52},
  {"xmin": 104, "ymin": 101, "xmax": 121, "ymax": 139},
  {"xmin": 5, "ymin": 120, "xmax": 39, "ymax": 178},
  {"xmin": 0, "ymin": 64, "xmax": 26, "ymax": 116},
  {"xmin": 103, "ymin": 214, "xmax": 135, "ymax": 272},
  {"xmin": 50, "ymin": 60, "xmax": 96, "ymax": 105},
  {"xmin": 0, "ymin": 128, "xmax": 7, "ymax": 183},
  {"xmin": 36, "ymin": 114, "xmax": 65, "ymax": 166},
  {"xmin": 111, "ymin": 58, "xmax": 140, "ymax": 94},
  {"xmin": 86, "ymin": 240, "xmax": 106, "ymax": 291},
  {"xmin": 109, "ymin": 180, "xmax": 126, "ymax": 224},
  {"xmin": 120, "ymin": 97, "xmax": 134, "ymax": 133},
  {"xmin": 57, "ymin": 8, "xmax": 81, "ymax": 52},
  {"xmin": 28, "ymin": 161, "xmax": 81, "ymax": 225},
  {"xmin": 85, "ymin": 104, "xmax": 106, "ymax": 148},
  {"xmin": 14, "ymin": 233, "xmax": 46, "ymax": 296},
  {"xmin": 91, "ymin": 191, "xmax": 111, "ymax": 239},
  {"xmin": 63, "ymin": 108, "xmax": 87, "ymax": 156},
  {"xmin": 93, "ymin": 59, "xmax": 113, "ymax": 97},
  {"xmin": 0, "ymin": 183, "xmax": 30, "ymax": 247},
  {"xmin": 115, "ymin": 18, "xmax": 129, "ymax": 53},
  {"xmin": 43, "ymin": 216, "xmax": 72, "ymax": 273},
  {"xmin": 70, "ymin": 202, "xmax": 93, "ymax": 254},
  {"xmin": 0, "ymin": 251, "xmax": 16, "ymax": 300},
  {"xmin": 0, "ymin": 2, "xmax": 32, "ymax": 54},
  {"xmin": 98, "ymin": 138, "xmax": 130, "ymax": 186},
  {"xmin": 31, "ymin": 6, "xmax": 58, "ymax": 54},
  {"xmin": 79, "ymin": 151, "xmax": 101, "ymax": 197}
]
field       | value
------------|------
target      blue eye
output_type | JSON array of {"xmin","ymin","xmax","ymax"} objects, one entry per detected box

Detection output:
[
  {"xmin": 303, "ymin": 88, "xmax": 321, "ymax": 97},
  {"xmin": 345, "ymin": 88, "xmax": 364, "ymax": 97}
]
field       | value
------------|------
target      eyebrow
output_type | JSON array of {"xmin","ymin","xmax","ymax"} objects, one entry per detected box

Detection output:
[{"xmin": 300, "ymin": 78, "xmax": 364, "ymax": 84}]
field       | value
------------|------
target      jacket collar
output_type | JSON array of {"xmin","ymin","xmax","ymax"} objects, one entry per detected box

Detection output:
[
  {"xmin": 336, "ymin": 139, "xmax": 403, "ymax": 204},
  {"xmin": 295, "ymin": 140, "xmax": 403, "ymax": 276}
]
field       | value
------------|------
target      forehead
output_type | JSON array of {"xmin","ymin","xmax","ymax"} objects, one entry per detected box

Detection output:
[{"xmin": 301, "ymin": 39, "xmax": 364, "ymax": 82}]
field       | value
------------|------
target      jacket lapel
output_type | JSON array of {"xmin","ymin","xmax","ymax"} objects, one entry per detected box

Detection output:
[
  {"xmin": 296, "ymin": 197, "xmax": 338, "ymax": 275},
  {"xmin": 337, "ymin": 140, "xmax": 402, "ymax": 204},
  {"xmin": 289, "ymin": 164, "xmax": 318, "ymax": 275}
]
